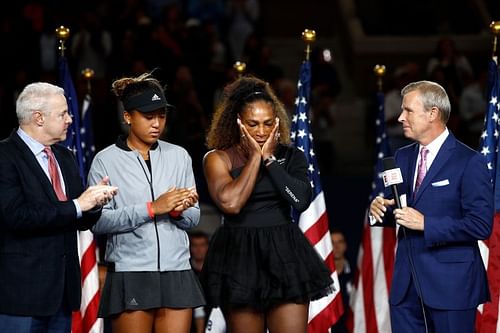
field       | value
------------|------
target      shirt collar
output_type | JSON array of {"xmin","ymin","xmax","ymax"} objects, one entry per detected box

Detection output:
[
  {"xmin": 17, "ymin": 127, "xmax": 46, "ymax": 156},
  {"xmin": 420, "ymin": 127, "xmax": 449, "ymax": 156}
]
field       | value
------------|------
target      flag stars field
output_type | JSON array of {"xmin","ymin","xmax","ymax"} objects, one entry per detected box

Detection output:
[
  {"xmin": 482, "ymin": 146, "xmax": 491, "ymax": 156},
  {"xmin": 299, "ymin": 112, "xmax": 308, "ymax": 122},
  {"xmin": 471, "ymin": 56, "xmax": 500, "ymax": 333}
]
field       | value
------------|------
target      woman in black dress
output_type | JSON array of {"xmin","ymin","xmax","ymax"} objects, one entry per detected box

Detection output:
[{"xmin": 202, "ymin": 76, "xmax": 334, "ymax": 333}]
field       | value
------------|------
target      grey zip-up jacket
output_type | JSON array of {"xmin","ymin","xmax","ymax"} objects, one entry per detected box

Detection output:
[{"xmin": 88, "ymin": 136, "xmax": 200, "ymax": 272}]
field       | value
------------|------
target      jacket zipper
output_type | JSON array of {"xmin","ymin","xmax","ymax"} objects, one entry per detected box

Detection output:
[{"xmin": 137, "ymin": 155, "xmax": 161, "ymax": 271}]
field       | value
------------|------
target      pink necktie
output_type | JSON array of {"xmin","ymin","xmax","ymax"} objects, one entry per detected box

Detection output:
[
  {"xmin": 414, "ymin": 147, "xmax": 429, "ymax": 197},
  {"xmin": 44, "ymin": 147, "xmax": 67, "ymax": 201}
]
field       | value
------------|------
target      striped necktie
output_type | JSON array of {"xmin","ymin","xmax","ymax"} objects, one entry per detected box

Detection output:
[
  {"xmin": 44, "ymin": 147, "xmax": 67, "ymax": 201},
  {"xmin": 414, "ymin": 147, "xmax": 429, "ymax": 198}
]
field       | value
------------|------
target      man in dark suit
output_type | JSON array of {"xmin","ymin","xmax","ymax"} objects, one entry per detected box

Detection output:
[
  {"xmin": 370, "ymin": 80, "xmax": 493, "ymax": 332},
  {"xmin": 0, "ymin": 82, "xmax": 117, "ymax": 332}
]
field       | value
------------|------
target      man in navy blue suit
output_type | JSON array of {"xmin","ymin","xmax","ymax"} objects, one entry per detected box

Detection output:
[
  {"xmin": 370, "ymin": 80, "xmax": 493, "ymax": 332},
  {"xmin": 0, "ymin": 82, "xmax": 117, "ymax": 333}
]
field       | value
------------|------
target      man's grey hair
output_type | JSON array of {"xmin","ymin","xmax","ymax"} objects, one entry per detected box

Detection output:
[
  {"xmin": 16, "ymin": 82, "xmax": 65, "ymax": 125},
  {"xmin": 401, "ymin": 80, "xmax": 451, "ymax": 124}
]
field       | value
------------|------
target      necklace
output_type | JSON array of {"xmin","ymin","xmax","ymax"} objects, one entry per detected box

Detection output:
[{"xmin": 127, "ymin": 139, "xmax": 150, "ymax": 160}]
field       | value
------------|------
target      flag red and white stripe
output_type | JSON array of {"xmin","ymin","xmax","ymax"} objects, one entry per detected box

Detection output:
[
  {"xmin": 351, "ymin": 212, "xmax": 396, "ymax": 333},
  {"xmin": 291, "ymin": 59, "xmax": 343, "ymax": 332},
  {"xmin": 299, "ymin": 192, "xmax": 344, "ymax": 332},
  {"xmin": 477, "ymin": 218, "xmax": 500, "ymax": 333},
  {"xmin": 72, "ymin": 231, "xmax": 103, "ymax": 333},
  {"xmin": 350, "ymin": 90, "xmax": 396, "ymax": 333},
  {"xmin": 72, "ymin": 93, "xmax": 102, "ymax": 333},
  {"xmin": 476, "ymin": 57, "xmax": 500, "ymax": 333},
  {"xmin": 57, "ymin": 62, "xmax": 102, "ymax": 333}
]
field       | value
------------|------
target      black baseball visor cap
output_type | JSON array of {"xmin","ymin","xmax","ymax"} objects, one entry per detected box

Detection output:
[{"xmin": 123, "ymin": 85, "xmax": 174, "ymax": 113}]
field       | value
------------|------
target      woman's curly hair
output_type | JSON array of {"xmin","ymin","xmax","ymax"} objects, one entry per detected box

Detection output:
[{"xmin": 206, "ymin": 76, "xmax": 291, "ymax": 150}]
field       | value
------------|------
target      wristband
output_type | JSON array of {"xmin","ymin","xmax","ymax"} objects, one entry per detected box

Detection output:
[
  {"xmin": 146, "ymin": 201, "xmax": 155, "ymax": 219},
  {"xmin": 169, "ymin": 210, "xmax": 182, "ymax": 218},
  {"xmin": 264, "ymin": 155, "xmax": 276, "ymax": 167}
]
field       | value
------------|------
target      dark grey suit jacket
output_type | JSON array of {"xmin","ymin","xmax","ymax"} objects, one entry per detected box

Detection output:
[{"xmin": 0, "ymin": 130, "xmax": 101, "ymax": 316}]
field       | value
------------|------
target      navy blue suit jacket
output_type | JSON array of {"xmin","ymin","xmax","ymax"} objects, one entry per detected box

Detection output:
[
  {"xmin": 0, "ymin": 131, "xmax": 101, "ymax": 316},
  {"xmin": 385, "ymin": 133, "xmax": 493, "ymax": 310}
]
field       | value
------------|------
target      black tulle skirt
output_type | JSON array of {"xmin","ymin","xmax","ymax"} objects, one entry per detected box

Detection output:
[{"xmin": 200, "ymin": 223, "xmax": 334, "ymax": 311}]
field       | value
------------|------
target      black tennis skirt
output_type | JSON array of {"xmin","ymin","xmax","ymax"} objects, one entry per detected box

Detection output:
[
  {"xmin": 200, "ymin": 223, "xmax": 335, "ymax": 311},
  {"xmin": 98, "ymin": 269, "xmax": 206, "ymax": 317}
]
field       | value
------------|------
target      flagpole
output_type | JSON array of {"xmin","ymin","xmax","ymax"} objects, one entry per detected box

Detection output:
[
  {"xmin": 56, "ymin": 26, "xmax": 103, "ymax": 333},
  {"xmin": 476, "ymin": 19, "xmax": 500, "ymax": 333},
  {"xmin": 79, "ymin": 67, "xmax": 102, "ymax": 333},
  {"xmin": 373, "ymin": 64, "xmax": 386, "ymax": 92},
  {"xmin": 55, "ymin": 26, "xmax": 70, "ymax": 58},
  {"xmin": 82, "ymin": 68, "xmax": 95, "ymax": 95},
  {"xmin": 302, "ymin": 29, "xmax": 316, "ymax": 62},
  {"xmin": 350, "ymin": 64, "xmax": 395, "ymax": 333},
  {"xmin": 292, "ymin": 27, "xmax": 345, "ymax": 332},
  {"xmin": 233, "ymin": 61, "xmax": 246, "ymax": 78},
  {"xmin": 55, "ymin": 25, "xmax": 85, "ymax": 178},
  {"xmin": 490, "ymin": 21, "xmax": 500, "ymax": 58}
]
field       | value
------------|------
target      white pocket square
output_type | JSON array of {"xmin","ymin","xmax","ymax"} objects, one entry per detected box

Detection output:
[{"xmin": 432, "ymin": 179, "xmax": 449, "ymax": 187}]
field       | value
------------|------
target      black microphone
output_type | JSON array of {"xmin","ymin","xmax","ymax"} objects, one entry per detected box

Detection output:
[{"xmin": 382, "ymin": 157, "xmax": 403, "ymax": 209}]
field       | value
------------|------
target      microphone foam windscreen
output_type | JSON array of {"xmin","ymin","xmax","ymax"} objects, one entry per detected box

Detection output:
[{"xmin": 382, "ymin": 157, "xmax": 396, "ymax": 171}]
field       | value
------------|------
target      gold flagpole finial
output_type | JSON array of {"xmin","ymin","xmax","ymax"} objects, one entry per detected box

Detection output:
[
  {"xmin": 233, "ymin": 61, "xmax": 246, "ymax": 78},
  {"xmin": 490, "ymin": 21, "xmax": 500, "ymax": 57},
  {"xmin": 373, "ymin": 64, "xmax": 386, "ymax": 92},
  {"xmin": 81, "ymin": 68, "xmax": 95, "ymax": 94},
  {"xmin": 302, "ymin": 29, "xmax": 316, "ymax": 61},
  {"xmin": 55, "ymin": 26, "xmax": 70, "ymax": 58}
]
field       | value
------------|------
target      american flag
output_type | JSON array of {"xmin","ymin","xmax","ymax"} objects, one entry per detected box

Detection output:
[
  {"xmin": 58, "ymin": 57, "xmax": 103, "ymax": 333},
  {"xmin": 80, "ymin": 93, "xmax": 96, "ymax": 182},
  {"xmin": 59, "ymin": 57, "xmax": 84, "ymax": 181},
  {"xmin": 476, "ymin": 57, "xmax": 500, "ymax": 333},
  {"xmin": 290, "ymin": 59, "xmax": 344, "ymax": 332},
  {"xmin": 350, "ymin": 90, "xmax": 396, "ymax": 333}
]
